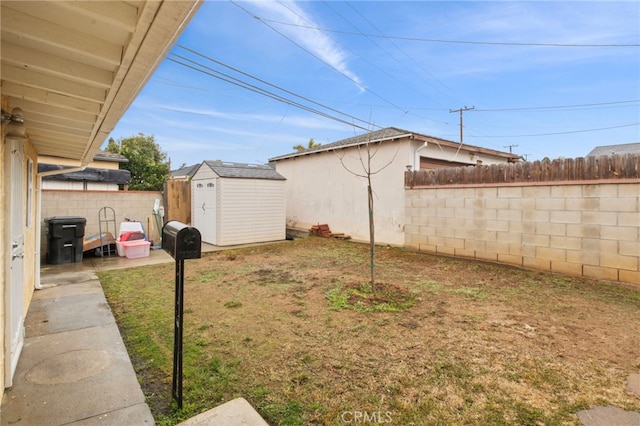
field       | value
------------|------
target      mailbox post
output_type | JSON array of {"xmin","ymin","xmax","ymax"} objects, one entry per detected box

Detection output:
[{"xmin": 162, "ymin": 221, "xmax": 201, "ymax": 409}]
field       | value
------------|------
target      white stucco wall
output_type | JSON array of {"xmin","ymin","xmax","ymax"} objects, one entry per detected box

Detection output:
[{"xmin": 275, "ymin": 141, "xmax": 413, "ymax": 246}]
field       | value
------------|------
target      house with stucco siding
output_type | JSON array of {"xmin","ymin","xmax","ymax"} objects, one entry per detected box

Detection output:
[{"xmin": 270, "ymin": 127, "xmax": 520, "ymax": 246}]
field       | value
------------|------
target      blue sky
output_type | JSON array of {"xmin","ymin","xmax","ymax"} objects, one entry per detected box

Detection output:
[{"xmin": 107, "ymin": 1, "xmax": 640, "ymax": 168}]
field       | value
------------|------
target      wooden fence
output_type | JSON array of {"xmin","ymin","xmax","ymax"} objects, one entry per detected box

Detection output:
[
  {"xmin": 406, "ymin": 154, "xmax": 640, "ymax": 187},
  {"xmin": 163, "ymin": 179, "xmax": 191, "ymax": 225}
]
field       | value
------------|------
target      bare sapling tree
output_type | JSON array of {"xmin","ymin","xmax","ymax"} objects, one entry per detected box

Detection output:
[{"xmin": 335, "ymin": 136, "xmax": 398, "ymax": 294}]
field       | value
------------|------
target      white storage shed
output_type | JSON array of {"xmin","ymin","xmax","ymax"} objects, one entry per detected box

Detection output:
[{"xmin": 191, "ymin": 161, "xmax": 286, "ymax": 246}]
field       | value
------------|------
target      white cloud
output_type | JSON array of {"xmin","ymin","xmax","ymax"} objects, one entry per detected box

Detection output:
[
  {"xmin": 246, "ymin": 0, "xmax": 365, "ymax": 90},
  {"xmin": 134, "ymin": 101, "xmax": 345, "ymax": 131}
]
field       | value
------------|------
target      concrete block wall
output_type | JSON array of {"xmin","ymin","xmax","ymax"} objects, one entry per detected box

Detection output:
[
  {"xmin": 405, "ymin": 182, "xmax": 640, "ymax": 285},
  {"xmin": 41, "ymin": 190, "xmax": 164, "ymax": 258}
]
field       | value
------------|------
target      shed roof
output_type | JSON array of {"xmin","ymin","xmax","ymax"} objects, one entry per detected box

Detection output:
[
  {"xmin": 269, "ymin": 127, "xmax": 521, "ymax": 162},
  {"xmin": 586, "ymin": 143, "xmax": 640, "ymax": 157},
  {"xmin": 93, "ymin": 150, "xmax": 129, "ymax": 163},
  {"xmin": 38, "ymin": 164, "xmax": 130, "ymax": 184},
  {"xmin": 203, "ymin": 161, "xmax": 286, "ymax": 180},
  {"xmin": 171, "ymin": 163, "xmax": 199, "ymax": 178}
]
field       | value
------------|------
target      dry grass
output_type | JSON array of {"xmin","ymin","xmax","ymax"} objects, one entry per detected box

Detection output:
[{"xmin": 98, "ymin": 237, "xmax": 640, "ymax": 425}]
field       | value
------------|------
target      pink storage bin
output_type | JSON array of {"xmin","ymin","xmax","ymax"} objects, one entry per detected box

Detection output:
[{"xmin": 123, "ymin": 240, "xmax": 150, "ymax": 259}]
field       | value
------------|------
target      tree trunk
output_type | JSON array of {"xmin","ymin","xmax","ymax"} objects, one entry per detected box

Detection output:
[{"xmin": 368, "ymin": 179, "xmax": 375, "ymax": 294}]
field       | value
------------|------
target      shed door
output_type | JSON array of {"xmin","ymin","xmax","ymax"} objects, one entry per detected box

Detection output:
[
  {"xmin": 5, "ymin": 138, "xmax": 25, "ymax": 387},
  {"xmin": 193, "ymin": 179, "xmax": 216, "ymax": 244}
]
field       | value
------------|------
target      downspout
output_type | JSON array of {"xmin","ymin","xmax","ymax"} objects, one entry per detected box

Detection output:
[{"xmin": 34, "ymin": 165, "xmax": 87, "ymax": 290}]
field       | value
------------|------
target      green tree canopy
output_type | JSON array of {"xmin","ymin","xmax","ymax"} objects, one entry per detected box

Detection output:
[
  {"xmin": 105, "ymin": 133, "xmax": 169, "ymax": 191},
  {"xmin": 293, "ymin": 138, "xmax": 322, "ymax": 152}
]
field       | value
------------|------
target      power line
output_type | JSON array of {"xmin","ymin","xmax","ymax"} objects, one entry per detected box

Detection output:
[
  {"xmin": 166, "ymin": 49, "xmax": 379, "ymax": 132},
  {"xmin": 321, "ymin": 2, "xmax": 410, "ymax": 85},
  {"xmin": 474, "ymin": 100, "xmax": 640, "ymax": 112},
  {"xmin": 226, "ymin": 1, "xmax": 638, "ymax": 139},
  {"xmin": 229, "ymin": 0, "xmax": 413, "ymax": 119},
  {"xmin": 162, "ymin": 48, "xmax": 639, "ymax": 140},
  {"xmin": 174, "ymin": 45, "xmax": 376, "ymax": 129},
  {"xmin": 161, "ymin": 50, "xmax": 640, "ymax": 139},
  {"xmin": 316, "ymin": 1, "xmax": 440, "ymax": 120},
  {"xmin": 467, "ymin": 101, "xmax": 640, "ymax": 138},
  {"xmin": 296, "ymin": 98, "xmax": 638, "ymax": 114},
  {"xmin": 260, "ymin": 19, "xmax": 640, "ymax": 48},
  {"xmin": 165, "ymin": 57, "xmax": 371, "ymax": 132},
  {"xmin": 317, "ymin": 1, "xmax": 454, "ymax": 122},
  {"xmin": 340, "ymin": 1, "xmax": 462, "ymax": 105},
  {"xmin": 466, "ymin": 122, "xmax": 639, "ymax": 138},
  {"xmin": 230, "ymin": 0, "xmax": 366, "ymax": 89}
]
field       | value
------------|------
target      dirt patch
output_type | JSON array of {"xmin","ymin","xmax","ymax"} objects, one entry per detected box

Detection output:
[{"xmin": 100, "ymin": 237, "xmax": 640, "ymax": 425}]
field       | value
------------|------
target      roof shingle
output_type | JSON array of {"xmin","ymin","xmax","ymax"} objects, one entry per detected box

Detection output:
[
  {"xmin": 587, "ymin": 143, "xmax": 640, "ymax": 157},
  {"xmin": 203, "ymin": 161, "xmax": 286, "ymax": 180},
  {"xmin": 269, "ymin": 127, "xmax": 519, "ymax": 161}
]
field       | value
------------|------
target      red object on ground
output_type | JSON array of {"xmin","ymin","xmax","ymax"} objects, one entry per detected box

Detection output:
[
  {"xmin": 310, "ymin": 224, "xmax": 350, "ymax": 239},
  {"xmin": 119, "ymin": 231, "xmax": 145, "ymax": 242}
]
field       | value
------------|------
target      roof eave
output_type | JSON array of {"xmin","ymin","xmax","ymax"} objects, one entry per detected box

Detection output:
[
  {"xmin": 79, "ymin": 0, "xmax": 203, "ymax": 166},
  {"xmin": 409, "ymin": 134, "xmax": 521, "ymax": 160},
  {"xmin": 269, "ymin": 133, "xmax": 413, "ymax": 162}
]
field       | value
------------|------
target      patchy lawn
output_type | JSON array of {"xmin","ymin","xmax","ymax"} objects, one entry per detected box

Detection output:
[{"xmin": 98, "ymin": 237, "xmax": 640, "ymax": 425}]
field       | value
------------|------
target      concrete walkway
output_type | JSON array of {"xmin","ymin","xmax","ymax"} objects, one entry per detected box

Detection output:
[
  {"xmin": 0, "ymin": 262, "xmax": 155, "ymax": 425},
  {"xmin": 1, "ymin": 243, "xmax": 270, "ymax": 425}
]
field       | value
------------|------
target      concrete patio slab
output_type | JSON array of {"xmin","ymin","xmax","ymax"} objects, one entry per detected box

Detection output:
[
  {"xmin": 177, "ymin": 397, "xmax": 268, "ymax": 426},
  {"xmin": 576, "ymin": 405, "xmax": 640, "ymax": 426}
]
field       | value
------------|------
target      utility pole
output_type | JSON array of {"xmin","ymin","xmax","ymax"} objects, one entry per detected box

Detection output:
[
  {"xmin": 504, "ymin": 144, "xmax": 518, "ymax": 153},
  {"xmin": 449, "ymin": 106, "xmax": 474, "ymax": 144}
]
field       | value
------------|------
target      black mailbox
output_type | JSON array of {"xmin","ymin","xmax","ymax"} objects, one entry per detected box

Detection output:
[
  {"xmin": 162, "ymin": 221, "xmax": 202, "ymax": 260},
  {"xmin": 162, "ymin": 220, "xmax": 202, "ymax": 409}
]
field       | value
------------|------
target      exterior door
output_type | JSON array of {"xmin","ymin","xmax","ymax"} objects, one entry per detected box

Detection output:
[
  {"xmin": 5, "ymin": 138, "xmax": 25, "ymax": 387},
  {"xmin": 193, "ymin": 179, "xmax": 216, "ymax": 244}
]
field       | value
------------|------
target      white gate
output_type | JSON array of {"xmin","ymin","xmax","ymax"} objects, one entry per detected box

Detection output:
[
  {"xmin": 193, "ymin": 179, "xmax": 217, "ymax": 244},
  {"xmin": 5, "ymin": 138, "xmax": 25, "ymax": 387}
]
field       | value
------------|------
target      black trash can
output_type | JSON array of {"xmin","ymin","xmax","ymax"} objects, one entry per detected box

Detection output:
[{"xmin": 45, "ymin": 216, "xmax": 87, "ymax": 264}]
